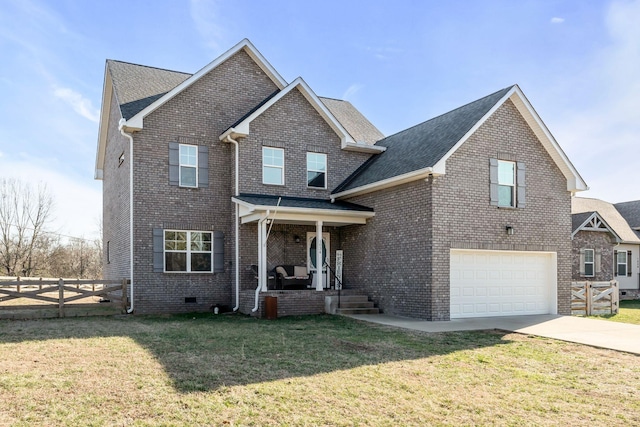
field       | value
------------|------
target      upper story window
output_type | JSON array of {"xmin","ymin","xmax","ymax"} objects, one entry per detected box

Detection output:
[
  {"xmin": 583, "ymin": 249, "xmax": 594, "ymax": 277},
  {"xmin": 307, "ymin": 152, "xmax": 327, "ymax": 189},
  {"xmin": 497, "ymin": 160, "xmax": 515, "ymax": 207},
  {"xmin": 263, "ymin": 147, "xmax": 284, "ymax": 185},
  {"xmin": 169, "ymin": 142, "xmax": 209, "ymax": 188},
  {"xmin": 179, "ymin": 144, "xmax": 198, "ymax": 187},
  {"xmin": 490, "ymin": 158, "xmax": 525, "ymax": 208},
  {"xmin": 164, "ymin": 230, "xmax": 212, "ymax": 272}
]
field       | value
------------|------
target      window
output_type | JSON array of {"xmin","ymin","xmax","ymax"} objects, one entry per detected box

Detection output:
[
  {"xmin": 583, "ymin": 249, "xmax": 594, "ymax": 277},
  {"xmin": 490, "ymin": 158, "xmax": 525, "ymax": 208},
  {"xmin": 179, "ymin": 144, "xmax": 198, "ymax": 187},
  {"xmin": 263, "ymin": 147, "xmax": 284, "ymax": 185},
  {"xmin": 497, "ymin": 160, "xmax": 515, "ymax": 207},
  {"xmin": 307, "ymin": 152, "xmax": 327, "ymax": 188},
  {"xmin": 164, "ymin": 230, "xmax": 212, "ymax": 272},
  {"xmin": 615, "ymin": 250, "xmax": 630, "ymax": 277}
]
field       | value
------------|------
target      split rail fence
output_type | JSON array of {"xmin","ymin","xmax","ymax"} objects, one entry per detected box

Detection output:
[
  {"xmin": 571, "ymin": 280, "xmax": 619, "ymax": 316},
  {"xmin": 0, "ymin": 277, "xmax": 129, "ymax": 318}
]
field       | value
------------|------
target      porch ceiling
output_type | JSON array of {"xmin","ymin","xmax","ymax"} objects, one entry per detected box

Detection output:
[{"xmin": 232, "ymin": 194, "xmax": 374, "ymax": 226}]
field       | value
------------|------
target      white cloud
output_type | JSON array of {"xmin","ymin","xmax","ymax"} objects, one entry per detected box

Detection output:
[
  {"xmin": 52, "ymin": 86, "xmax": 100, "ymax": 123},
  {"xmin": 189, "ymin": 0, "xmax": 224, "ymax": 51},
  {"xmin": 0, "ymin": 154, "xmax": 102, "ymax": 239},
  {"xmin": 550, "ymin": 17, "xmax": 565, "ymax": 24},
  {"xmin": 552, "ymin": 0, "xmax": 640, "ymax": 203},
  {"xmin": 342, "ymin": 84, "xmax": 364, "ymax": 101}
]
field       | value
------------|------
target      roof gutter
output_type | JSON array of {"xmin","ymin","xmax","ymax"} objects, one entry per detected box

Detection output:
[
  {"xmin": 331, "ymin": 167, "xmax": 435, "ymax": 201},
  {"xmin": 118, "ymin": 119, "xmax": 135, "ymax": 314}
]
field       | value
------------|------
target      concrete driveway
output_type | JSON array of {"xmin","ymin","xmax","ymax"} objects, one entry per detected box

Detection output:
[{"xmin": 347, "ymin": 314, "xmax": 640, "ymax": 355}]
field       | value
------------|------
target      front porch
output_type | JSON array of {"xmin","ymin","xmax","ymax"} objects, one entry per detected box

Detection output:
[
  {"xmin": 239, "ymin": 288, "xmax": 370, "ymax": 318},
  {"xmin": 233, "ymin": 194, "xmax": 375, "ymax": 317}
]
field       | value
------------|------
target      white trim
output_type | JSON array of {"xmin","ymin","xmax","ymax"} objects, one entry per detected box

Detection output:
[
  {"xmin": 262, "ymin": 146, "xmax": 284, "ymax": 186},
  {"xmin": 571, "ymin": 211, "xmax": 621, "ymax": 241},
  {"xmin": 342, "ymin": 141, "xmax": 386, "ymax": 153},
  {"xmin": 95, "ymin": 66, "xmax": 114, "ymax": 180},
  {"xmin": 306, "ymin": 152, "xmax": 327, "ymax": 189},
  {"xmin": 220, "ymin": 77, "xmax": 357, "ymax": 148},
  {"xmin": 179, "ymin": 143, "xmax": 198, "ymax": 188},
  {"xmin": 123, "ymin": 39, "xmax": 286, "ymax": 131},
  {"xmin": 163, "ymin": 230, "xmax": 214, "ymax": 273}
]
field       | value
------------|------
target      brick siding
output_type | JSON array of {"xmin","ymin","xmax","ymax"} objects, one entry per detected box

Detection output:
[{"xmin": 571, "ymin": 230, "xmax": 616, "ymax": 281}]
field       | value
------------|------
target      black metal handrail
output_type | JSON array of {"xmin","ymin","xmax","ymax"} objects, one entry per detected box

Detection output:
[{"xmin": 323, "ymin": 261, "xmax": 343, "ymax": 309}]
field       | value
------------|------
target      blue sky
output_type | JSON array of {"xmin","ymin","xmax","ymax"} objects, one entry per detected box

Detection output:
[{"xmin": 1, "ymin": 0, "xmax": 639, "ymax": 239}]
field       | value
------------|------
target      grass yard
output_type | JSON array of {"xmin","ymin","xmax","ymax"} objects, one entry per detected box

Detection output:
[
  {"xmin": 593, "ymin": 299, "xmax": 640, "ymax": 325},
  {"xmin": 1, "ymin": 314, "xmax": 639, "ymax": 426}
]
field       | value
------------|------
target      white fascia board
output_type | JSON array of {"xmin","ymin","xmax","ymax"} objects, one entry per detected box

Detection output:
[
  {"xmin": 342, "ymin": 142, "xmax": 386, "ymax": 153},
  {"xmin": 225, "ymin": 77, "xmax": 356, "ymax": 146},
  {"xmin": 232, "ymin": 197, "xmax": 374, "ymax": 224},
  {"xmin": 332, "ymin": 167, "xmax": 434, "ymax": 200},
  {"xmin": 95, "ymin": 68, "xmax": 114, "ymax": 180},
  {"xmin": 124, "ymin": 39, "xmax": 287, "ymax": 132},
  {"xmin": 508, "ymin": 86, "xmax": 588, "ymax": 193}
]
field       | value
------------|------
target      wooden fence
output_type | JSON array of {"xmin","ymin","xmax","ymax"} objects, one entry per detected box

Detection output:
[
  {"xmin": 0, "ymin": 277, "xmax": 129, "ymax": 318},
  {"xmin": 571, "ymin": 281, "xmax": 619, "ymax": 316}
]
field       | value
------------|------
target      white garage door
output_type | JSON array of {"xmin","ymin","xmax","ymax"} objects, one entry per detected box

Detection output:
[{"xmin": 450, "ymin": 250, "xmax": 557, "ymax": 319}]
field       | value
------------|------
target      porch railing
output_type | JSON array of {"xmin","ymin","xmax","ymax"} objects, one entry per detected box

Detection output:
[{"xmin": 324, "ymin": 262, "xmax": 343, "ymax": 307}]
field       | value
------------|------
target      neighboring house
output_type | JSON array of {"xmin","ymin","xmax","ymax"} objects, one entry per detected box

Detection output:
[
  {"xmin": 572, "ymin": 197, "xmax": 640, "ymax": 299},
  {"xmin": 95, "ymin": 39, "xmax": 587, "ymax": 320}
]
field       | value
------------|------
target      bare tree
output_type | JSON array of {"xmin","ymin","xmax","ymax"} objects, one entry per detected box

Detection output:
[{"xmin": 0, "ymin": 178, "xmax": 54, "ymax": 276}]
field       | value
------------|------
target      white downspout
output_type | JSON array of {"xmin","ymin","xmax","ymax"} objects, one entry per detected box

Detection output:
[
  {"xmin": 223, "ymin": 135, "xmax": 241, "ymax": 311},
  {"xmin": 119, "ymin": 119, "xmax": 134, "ymax": 314}
]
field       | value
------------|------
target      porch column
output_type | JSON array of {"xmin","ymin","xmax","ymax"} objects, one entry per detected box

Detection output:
[
  {"xmin": 260, "ymin": 218, "xmax": 268, "ymax": 291},
  {"xmin": 315, "ymin": 220, "xmax": 324, "ymax": 291}
]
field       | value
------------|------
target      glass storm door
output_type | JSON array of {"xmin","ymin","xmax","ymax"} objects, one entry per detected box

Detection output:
[{"xmin": 307, "ymin": 232, "xmax": 329, "ymax": 287}]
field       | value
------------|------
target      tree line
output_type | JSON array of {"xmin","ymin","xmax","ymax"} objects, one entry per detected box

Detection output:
[{"xmin": 0, "ymin": 178, "xmax": 102, "ymax": 279}]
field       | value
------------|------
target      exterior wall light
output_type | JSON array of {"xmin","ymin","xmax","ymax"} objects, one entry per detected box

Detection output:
[
  {"xmin": 506, "ymin": 225, "xmax": 514, "ymax": 235},
  {"xmin": 294, "ymin": 235, "xmax": 301, "ymax": 243}
]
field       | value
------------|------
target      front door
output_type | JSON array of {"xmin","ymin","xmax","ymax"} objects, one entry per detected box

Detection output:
[{"xmin": 307, "ymin": 232, "xmax": 330, "ymax": 288}]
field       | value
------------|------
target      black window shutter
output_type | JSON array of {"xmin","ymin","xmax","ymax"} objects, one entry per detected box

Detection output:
[
  {"xmin": 169, "ymin": 142, "xmax": 179, "ymax": 186},
  {"xmin": 516, "ymin": 162, "xmax": 526, "ymax": 208},
  {"xmin": 213, "ymin": 231, "xmax": 224, "ymax": 273},
  {"xmin": 628, "ymin": 251, "xmax": 633, "ymax": 277},
  {"xmin": 614, "ymin": 250, "xmax": 618, "ymax": 276},
  {"xmin": 198, "ymin": 145, "xmax": 209, "ymax": 188},
  {"xmin": 489, "ymin": 158, "xmax": 499, "ymax": 206},
  {"xmin": 153, "ymin": 228, "xmax": 164, "ymax": 272}
]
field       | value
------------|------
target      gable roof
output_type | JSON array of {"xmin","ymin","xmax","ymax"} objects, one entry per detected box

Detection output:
[
  {"xmin": 319, "ymin": 97, "xmax": 384, "ymax": 145},
  {"xmin": 107, "ymin": 60, "xmax": 192, "ymax": 120},
  {"xmin": 219, "ymin": 77, "xmax": 386, "ymax": 154},
  {"xmin": 614, "ymin": 200, "xmax": 640, "ymax": 238},
  {"xmin": 332, "ymin": 85, "xmax": 588, "ymax": 198},
  {"xmin": 572, "ymin": 197, "xmax": 640, "ymax": 243},
  {"xmin": 571, "ymin": 211, "xmax": 621, "ymax": 241}
]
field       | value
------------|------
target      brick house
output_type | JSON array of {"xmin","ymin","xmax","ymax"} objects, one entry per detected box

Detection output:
[
  {"xmin": 95, "ymin": 39, "xmax": 587, "ymax": 320},
  {"xmin": 572, "ymin": 197, "xmax": 640, "ymax": 299}
]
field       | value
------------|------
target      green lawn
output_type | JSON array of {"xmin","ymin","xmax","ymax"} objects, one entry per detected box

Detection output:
[
  {"xmin": 593, "ymin": 299, "xmax": 640, "ymax": 324},
  {"xmin": 1, "ymin": 313, "xmax": 639, "ymax": 426}
]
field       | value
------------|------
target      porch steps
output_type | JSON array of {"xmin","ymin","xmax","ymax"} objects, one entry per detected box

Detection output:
[{"xmin": 336, "ymin": 295, "xmax": 379, "ymax": 315}]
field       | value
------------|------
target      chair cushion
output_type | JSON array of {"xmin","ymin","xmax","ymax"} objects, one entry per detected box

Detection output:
[
  {"xmin": 294, "ymin": 266, "xmax": 308, "ymax": 277},
  {"xmin": 276, "ymin": 266, "xmax": 288, "ymax": 276}
]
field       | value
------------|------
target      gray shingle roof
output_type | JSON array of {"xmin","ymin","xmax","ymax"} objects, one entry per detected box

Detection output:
[
  {"xmin": 572, "ymin": 197, "xmax": 640, "ymax": 243},
  {"xmin": 614, "ymin": 200, "xmax": 640, "ymax": 238},
  {"xmin": 332, "ymin": 86, "xmax": 513, "ymax": 194},
  {"xmin": 319, "ymin": 97, "xmax": 384, "ymax": 145},
  {"xmin": 107, "ymin": 60, "xmax": 191, "ymax": 120},
  {"xmin": 235, "ymin": 194, "xmax": 373, "ymax": 212}
]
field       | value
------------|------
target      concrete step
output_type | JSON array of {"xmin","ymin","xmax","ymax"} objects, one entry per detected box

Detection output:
[
  {"xmin": 337, "ymin": 295, "xmax": 370, "ymax": 303},
  {"xmin": 338, "ymin": 301, "xmax": 375, "ymax": 309},
  {"xmin": 337, "ymin": 307, "xmax": 380, "ymax": 315}
]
